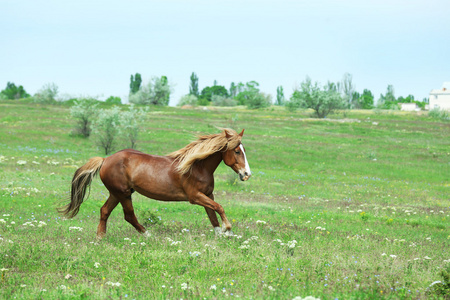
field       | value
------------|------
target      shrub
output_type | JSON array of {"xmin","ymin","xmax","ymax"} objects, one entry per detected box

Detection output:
[
  {"xmin": 34, "ymin": 83, "xmax": 58, "ymax": 103},
  {"xmin": 177, "ymin": 94, "xmax": 198, "ymax": 106},
  {"xmin": 119, "ymin": 105, "xmax": 147, "ymax": 149},
  {"xmin": 70, "ymin": 98, "xmax": 99, "ymax": 137},
  {"xmin": 129, "ymin": 76, "xmax": 172, "ymax": 106},
  {"xmin": 428, "ymin": 107, "xmax": 449, "ymax": 121},
  {"xmin": 287, "ymin": 77, "xmax": 346, "ymax": 118},
  {"xmin": 105, "ymin": 96, "xmax": 122, "ymax": 105},
  {"xmin": 91, "ymin": 106, "xmax": 121, "ymax": 155},
  {"xmin": 211, "ymin": 95, "xmax": 237, "ymax": 107},
  {"xmin": 246, "ymin": 92, "xmax": 272, "ymax": 109}
]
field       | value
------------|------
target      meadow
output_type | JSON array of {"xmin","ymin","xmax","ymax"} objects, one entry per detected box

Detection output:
[{"xmin": 0, "ymin": 100, "xmax": 449, "ymax": 299}]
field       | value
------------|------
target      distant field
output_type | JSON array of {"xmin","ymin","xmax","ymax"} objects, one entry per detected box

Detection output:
[{"xmin": 0, "ymin": 100, "xmax": 449, "ymax": 299}]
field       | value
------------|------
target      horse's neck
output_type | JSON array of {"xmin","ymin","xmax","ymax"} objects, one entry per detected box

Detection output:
[{"xmin": 198, "ymin": 151, "xmax": 223, "ymax": 174}]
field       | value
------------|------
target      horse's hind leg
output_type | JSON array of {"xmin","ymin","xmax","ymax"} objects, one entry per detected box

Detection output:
[
  {"xmin": 97, "ymin": 195, "xmax": 120, "ymax": 239},
  {"xmin": 120, "ymin": 197, "xmax": 148, "ymax": 236}
]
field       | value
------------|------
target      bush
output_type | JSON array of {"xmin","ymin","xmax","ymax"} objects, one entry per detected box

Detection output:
[
  {"xmin": 129, "ymin": 76, "xmax": 171, "ymax": 106},
  {"xmin": 34, "ymin": 83, "xmax": 58, "ymax": 103},
  {"xmin": 91, "ymin": 106, "xmax": 121, "ymax": 155},
  {"xmin": 287, "ymin": 77, "xmax": 346, "ymax": 118},
  {"xmin": 211, "ymin": 95, "xmax": 237, "ymax": 107},
  {"xmin": 119, "ymin": 105, "xmax": 147, "ymax": 149},
  {"xmin": 70, "ymin": 98, "xmax": 99, "ymax": 137},
  {"xmin": 428, "ymin": 107, "xmax": 449, "ymax": 121},
  {"xmin": 177, "ymin": 94, "xmax": 198, "ymax": 106},
  {"xmin": 105, "ymin": 96, "xmax": 122, "ymax": 105},
  {"xmin": 246, "ymin": 92, "xmax": 272, "ymax": 109}
]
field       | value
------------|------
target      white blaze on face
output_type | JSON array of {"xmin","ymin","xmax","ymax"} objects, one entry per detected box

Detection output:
[{"xmin": 240, "ymin": 144, "xmax": 251, "ymax": 177}]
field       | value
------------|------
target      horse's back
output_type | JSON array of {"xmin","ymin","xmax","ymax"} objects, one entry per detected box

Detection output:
[{"xmin": 100, "ymin": 149, "xmax": 185, "ymax": 200}]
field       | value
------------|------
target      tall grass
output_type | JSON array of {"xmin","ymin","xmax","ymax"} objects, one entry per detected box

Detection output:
[{"xmin": 0, "ymin": 101, "xmax": 449, "ymax": 299}]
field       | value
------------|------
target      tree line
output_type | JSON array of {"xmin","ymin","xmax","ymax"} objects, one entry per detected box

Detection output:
[{"xmin": 1, "ymin": 72, "xmax": 429, "ymax": 118}]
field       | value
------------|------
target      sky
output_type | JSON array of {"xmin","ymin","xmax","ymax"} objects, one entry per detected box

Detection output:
[{"xmin": 2, "ymin": 0, "xmax": 449, "ymax": 106}]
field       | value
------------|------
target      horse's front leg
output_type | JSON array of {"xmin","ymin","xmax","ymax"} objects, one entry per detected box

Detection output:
[
  {"xmin": 204, "ymin": 194, "xmax": 223, "ymax": 235},
  {"xmin": 190, "ymin": 192, "xmax": 233, "ymax": 235}
]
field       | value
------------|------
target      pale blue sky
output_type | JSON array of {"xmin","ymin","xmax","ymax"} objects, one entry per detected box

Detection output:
[{"xmin": 2, "ymin": 0, "xmax": 449, "ymax": 105}]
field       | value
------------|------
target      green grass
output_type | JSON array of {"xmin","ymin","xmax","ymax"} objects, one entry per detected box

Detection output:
[{"xmin": 0, "ymin": 100, "xmax": 449, "ymax": 299}]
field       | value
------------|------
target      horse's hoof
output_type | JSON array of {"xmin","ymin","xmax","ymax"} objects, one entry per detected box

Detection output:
[
  {"xmin": 214, "ymin": 227, "xmax": 222, "ymax": 236},
  {"xmin": 223, "ymin": 230, "xmax": 234, "ymax": 236}
]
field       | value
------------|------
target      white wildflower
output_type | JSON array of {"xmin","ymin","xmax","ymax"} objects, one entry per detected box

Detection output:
[
  {"xmin": 287, "ymin": 240, "xmax": 298, "ymax": 249},
  {"xmin": 424, "ymin": 256, "xmax": 432, "ymax": 260},
  {"xmin": 390, "ymin": 255, "xmax": 397, "ymax": 258},
  {"xmin": 69, "ymin": 227, "xmax": 83, "ymax": 231},
  {"xmin": 210, "ymin": 284, "xmax": 217, "ymax": 290},
  {"xmin": 181, "ymin": 282, "xmax": 188, "ymax": 290},
  {"xmin": 94, "ymin": 262, "xmax": 100, "ymax": 268},
  {"xmin": 17, "ymin": 160, "xmax": 27, "ymax": 165},
  {"xmin": 256, "ymin": 220, "xmax": 266, "ymax": 224},
  {"xmin": 106, "ymin": 281, "xmax": 121, "ymax": 287},
  {"xmin": 65, "ymin": 274, "xmax": 72, "ymax": 280}
]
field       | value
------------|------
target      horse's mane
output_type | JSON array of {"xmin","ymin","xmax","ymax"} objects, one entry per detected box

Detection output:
[{"xmin": 167, "ymin": 128, "xmax": 242, "ymax": 175}]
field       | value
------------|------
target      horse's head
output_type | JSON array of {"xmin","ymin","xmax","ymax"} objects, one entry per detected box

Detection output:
[{"xmin": 222, "ymin": 129, "xmax": 252, "ymax": 181}]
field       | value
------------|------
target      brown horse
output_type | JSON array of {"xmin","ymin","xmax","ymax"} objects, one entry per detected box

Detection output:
[{"xmin": 59, "ymin": 128, "xmax": 251, "ymax": 238}]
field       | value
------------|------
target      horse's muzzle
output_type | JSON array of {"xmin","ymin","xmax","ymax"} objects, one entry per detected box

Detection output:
[{"xmin": 239, "ymin": 171, "xmax": 251, "ymax": 181}]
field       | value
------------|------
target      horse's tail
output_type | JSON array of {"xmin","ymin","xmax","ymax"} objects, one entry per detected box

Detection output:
[{"xmin": 59, "ymin": 157, "xmax": 105, "ymax": 218}]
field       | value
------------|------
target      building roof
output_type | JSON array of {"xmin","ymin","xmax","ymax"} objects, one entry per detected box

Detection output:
[{"xmin": 430, "ymin": 82, "xmax": 450, "ymax": 95}]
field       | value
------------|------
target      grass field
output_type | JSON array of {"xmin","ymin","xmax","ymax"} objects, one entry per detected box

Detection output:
[{"xmin": 0, "ymin": 100, "xmax": 449, "ymax": 299}]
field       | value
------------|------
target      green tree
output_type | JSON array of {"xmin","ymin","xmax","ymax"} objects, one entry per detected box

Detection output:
[
  {"xmin": 129, "ymin": 73, "xmax": 142, "ymax": 95},
  {"xmin": 359, "ymin": 89, "xmax": 374, "ymax": 109},
  {"xmin": 189, "ymin": 72, "xmax": 199, "ymax": 97},
  {"xmin": 378, "ymin": 85, "xmax": 398, "ymax": 109},
  {"xmin": 276, "ymin": 86, "xmax": 285, "ymax": 105},
  {"xmin": 287, "ymin": 76, "xmax": 346, "ymax": 118},
  {"xmin": 1, "ymin": 82, "xmax": 30, "ymax": 99},
  {"xmin": 70, "ymin": 98, "xmax": 99, "ymax": 137},
  {"xmin": 105, "ymin": 96, "xmax": 122, "ymax": 105},
  {"xmin": 229, "ymin": 82, "xmax": 239, "ymax": 98},
  {"xmin": 200, "ymin": 85, "xmax": 229, "ymax": 102},
  {"xmin": 234, "ymin": 81, "xmax": 260, "ymax": 105}
]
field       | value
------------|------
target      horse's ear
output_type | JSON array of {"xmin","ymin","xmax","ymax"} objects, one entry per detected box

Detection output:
[
  {"xmin": 225, "ymin": 130, "xmax": 232, "ymax": 139},
  {"xmin": 239, "ymin": 129, "xmax": 245, "ymax": 137}
]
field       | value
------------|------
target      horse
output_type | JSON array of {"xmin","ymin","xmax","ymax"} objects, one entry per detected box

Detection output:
[{"xmin": 59, "ymin": 128, "xmax": 252, "ymax": 239}]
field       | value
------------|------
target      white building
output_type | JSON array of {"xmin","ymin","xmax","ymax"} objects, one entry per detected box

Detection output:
[
  {"xmin": 400, "ymin": 103, "xmax": 420, "ymax": 111},
  {"xmin": 429, "ymin": 82, "xmax": 450, "ymax": 110}
]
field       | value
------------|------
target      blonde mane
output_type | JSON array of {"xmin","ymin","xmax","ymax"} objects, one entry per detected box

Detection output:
[{"xmin": 167, "ymin": 128, "xmax": 242, "ymax": 175}]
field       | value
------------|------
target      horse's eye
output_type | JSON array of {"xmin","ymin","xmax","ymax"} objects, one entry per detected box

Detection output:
[{"xmin": 235, "ymin": 151, "xmax": 241, "ymax": 155}]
